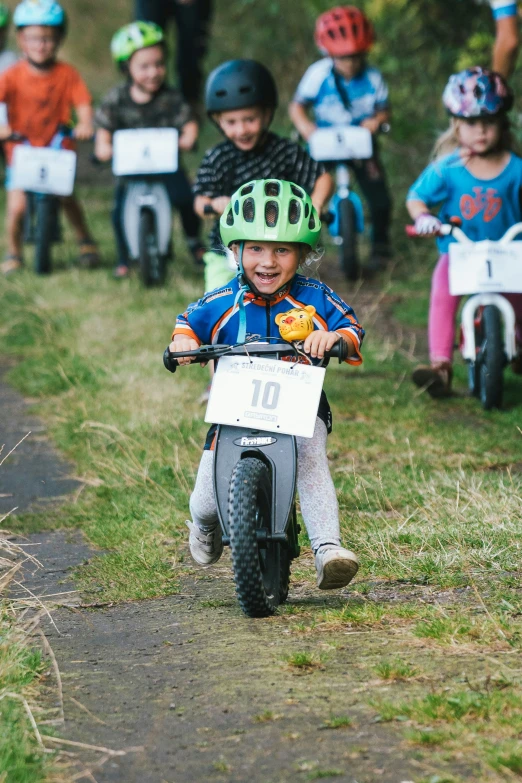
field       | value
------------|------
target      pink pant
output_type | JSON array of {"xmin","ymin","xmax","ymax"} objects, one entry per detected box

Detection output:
[{"xmin": 429, "ymin": 253, "xmax": 522, "ymax": 364}]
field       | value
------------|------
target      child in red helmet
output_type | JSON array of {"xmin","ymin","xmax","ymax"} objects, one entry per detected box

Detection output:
[{"xmin": 289, "ymin": 5, "xmax": 392, "ymax": 272}]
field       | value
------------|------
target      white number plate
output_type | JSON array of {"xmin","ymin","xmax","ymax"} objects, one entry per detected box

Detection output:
[
  {"xmin": 449, "ymin": 241, "xmax": 522, "ymax": 295},
  {"xmin": 113, "ymin": 128, "xmax": 178, "ymax": 175},
  {"xmin": 308, "ymin": 125, "xmax": 372, "ymax": 161},
  {"xmin": 11, "ymin": 146, "xmax": 77, "ymax": 196},
  {"xmin": 205, "ymin": 355, "xmax": 326, "ymax": 439}
]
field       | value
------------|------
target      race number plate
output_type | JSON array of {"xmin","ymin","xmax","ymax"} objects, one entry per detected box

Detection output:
[
  {"xmin": 449, "ymin": 241, "xmax": 522, "ymax": 295},
  {"xmin": 113, "ymin": 128, "xmax": 178, "ymax": 175},
  {"xmin": 308, "ymin": 125, "xmax": 372, "ymax": 161},
  {"xmin": 11, "ymin": 146, "xmax": 77, "ymax": 196},
  {"xmin": 205, "ymin": 356, "xmax": 326, "ymax": 439}
]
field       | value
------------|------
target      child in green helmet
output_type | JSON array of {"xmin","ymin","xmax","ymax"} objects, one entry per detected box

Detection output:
[
  {"xmin": 170, "ymin": 179, "xmax": 364, "ymax": 591},
  {"xmin": 95, "ymin": 21, "xmax": 204, "ymax": 278}
]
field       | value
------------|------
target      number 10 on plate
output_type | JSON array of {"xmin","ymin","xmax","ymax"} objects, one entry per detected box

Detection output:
[{"xmin": 204, "ymin": 356, "xmax": 326, "ymax": 438}]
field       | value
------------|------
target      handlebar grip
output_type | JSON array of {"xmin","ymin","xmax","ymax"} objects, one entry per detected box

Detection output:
[
  {"xmin": 163, "ymin": 348, "xmax": 178, "ymax": 373},
  {"xmin": 334, "ymin": 339, "xmax": 349, "ymax": 363},
  {"xmin": 405, "ymin": 225, "xmax": 418, "ymax": 237},
  {"xmin": 203, "ymin": 203, "xmax": 217, "ymax": 216}
]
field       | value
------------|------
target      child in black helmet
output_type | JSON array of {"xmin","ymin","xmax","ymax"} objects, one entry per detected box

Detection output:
[{"xmin": 194, "ymin": 59, "xmax": 334, "ymax": 294}]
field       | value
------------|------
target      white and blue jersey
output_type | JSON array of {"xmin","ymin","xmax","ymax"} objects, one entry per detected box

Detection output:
[
  {"xmin": 490, "ymin": 0, "xmax": 517, "ymax": 19},
  {"xmin": 293, "ymin": 58, "xmax": 389, "ymax": 128},
  {"xmin": 407, "ymin": 151, "xmax": 522, "ymax": 253}
]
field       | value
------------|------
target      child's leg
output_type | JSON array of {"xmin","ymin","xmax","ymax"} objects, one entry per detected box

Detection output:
[
  {"xmin": 187, "ymin": 449, "xmax": 223, "ymax": 565},
  {"xmin": 60, "ymin": 195, "xmax": 100, "ymax": 268},
  {"xmin": 111, "ymin": 182, "xmax": 130, "ymax": 275},
  {"xmin": 6, "ymin": 188, "xmax": 26, "ymax": 259},
  {"xmin": 428, "ymin": 253, "xmax": 461, "ymax": 364},
  {"xmin": 352, "ymin": 156, "xmax": 392, "ymax": 265},
  {"xmin": 413, "ymin": 253, "xmax": 459, "ymax": 396},
  {"xmin": 296, "ymin": 418, "xmax": 358, "ymax": 589},
  {"xmin": 164, "ymin": 170, "xmax": 204, "ymax": 263}
]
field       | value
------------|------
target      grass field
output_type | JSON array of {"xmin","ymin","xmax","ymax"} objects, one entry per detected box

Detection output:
[{"xmin": 2, "ymin": 0, "xmax": 522, "ymax": 780}]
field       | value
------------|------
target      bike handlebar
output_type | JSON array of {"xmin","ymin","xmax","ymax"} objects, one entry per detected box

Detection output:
[
  {"xmin": 203, "ymin": 203, "xmax": 218, "ymax": 216},
  {"xmin": 163, "ymin": 340, "xmax": 350, "ymax": 373}
]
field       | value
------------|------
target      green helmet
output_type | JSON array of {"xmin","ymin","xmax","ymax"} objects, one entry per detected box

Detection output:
[
  {"xmin": 220, "ymin": 179, "xmax": 321, "ymax": 249},
  {"xmin": 110, "ymin": 21, "xmax": 164, "ymax": 64},
  {"xmin": 0, "ymin": 3, "xmax": 10, "ymax": 27}
]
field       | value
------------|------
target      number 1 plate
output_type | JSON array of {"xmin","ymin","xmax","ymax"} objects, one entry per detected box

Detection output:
[
  {"xmin": 449, "ymin": 241, "xmax": 522, "ymax": 295},
  {"xmin": 205, "ymin": 356, "xmax": 326, "ymax": 438}
]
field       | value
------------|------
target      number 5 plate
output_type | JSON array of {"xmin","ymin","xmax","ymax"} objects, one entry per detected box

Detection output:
[
  {"xmin": 449, "ymin": 241, "xmax": 522, "ymax": 295},
  {"xmin": 205, "ymin": 356, "xmax": 326, "ymax": 438}
]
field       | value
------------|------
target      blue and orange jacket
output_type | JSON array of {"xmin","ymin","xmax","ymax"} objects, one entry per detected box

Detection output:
[{"xmin": 173, "ymin": 275, "xmax": 364, "ymax": 364}]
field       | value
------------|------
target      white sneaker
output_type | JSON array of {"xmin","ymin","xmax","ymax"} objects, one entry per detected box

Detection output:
[
  {"xmin": 186, "ymin": 520, "xmax": 223, "ymax": 565},
  {"xmin": 314, "ymin": 545, "xmax": 359, "ymax": 590}
]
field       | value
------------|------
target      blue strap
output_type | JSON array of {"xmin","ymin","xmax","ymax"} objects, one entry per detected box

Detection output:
[{"xmin": 234, "ymin": 241, "xmax": 249, "ymax": 343}]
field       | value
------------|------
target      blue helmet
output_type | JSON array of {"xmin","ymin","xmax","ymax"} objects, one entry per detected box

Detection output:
[{"xmin": 13, "ymin": 0, "xmax": 66, "ymax": 29}]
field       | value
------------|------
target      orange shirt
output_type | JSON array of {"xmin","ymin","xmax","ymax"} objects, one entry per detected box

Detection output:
[{"xmin": 0, "ymin": 59, "xmax": 91, "ymax": 162}]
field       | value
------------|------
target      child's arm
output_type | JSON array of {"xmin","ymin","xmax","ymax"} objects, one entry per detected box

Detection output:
[
  {"xmin": 94, "ymin": 128, "xmax": 113, "ymax": 162},
  {"xmin": 288, "ymin": 100, "xmax": 317, "ymax": 141},
  {"xmin": 360, "ymin": 108, "xmax": 390, "ymax": 135},
  {"xmin": 74, "ymin": 104, "xmax": 94, "ymax": 141},
  {"xmin": 179, "ymin": 120, "xmax": 198, "ymax": 152},
  {"xmin": 311, "ymin": 171, "xmax": 334, "ymax": 215}
]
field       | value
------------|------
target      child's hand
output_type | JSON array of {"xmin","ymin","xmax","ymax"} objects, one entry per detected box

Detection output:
[
  {"xmin": 179, "ymin": 120, "xmax": 198, "ymax": 151},
  {"xmin": 414, "ymin": 213, "xmax": 442, "ymax": 237},
  {"xmin": 95, "ymin": 139, "xmax": 113, "ymax": 162},
  {"xmin": 211, "ymin": 196, "xmax": 231, "ymax": 215},
  {"xmin": 0, "ymin": 124, "xmax": 12, "ymax": 140},
  {"xmin": 360, "ymin": 117, "xmax": 381, "ymax": 135},
  {"xmin": 303, "ymin": 330, "xmax": 340, "ymax": 360},
  {"xmin": 169, "ymin": 336, "xmax": 200, "ymax": 365},
  {"xmin": 74, "ymin": 121, "xmax": 94, "ymax": 141}
]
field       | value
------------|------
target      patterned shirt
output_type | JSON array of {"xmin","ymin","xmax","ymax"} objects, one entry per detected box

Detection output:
[
  {"xmin": 407, "ymin": 150, "xmax": 522, "ymax": 252},
  {"xmin": 173, "ymin": 274, "xmax": 364, "ymax": 364},
  {"xmin": 293, "ymin": 59, "xmax": 389, "ymax": 128},
  {"xmin": 193, "ymin": 132, "xmax": 325, "ymax": 251},
  {"xmin": 95, "ymin": 83, "xmax": 194, "ymax": 133}
]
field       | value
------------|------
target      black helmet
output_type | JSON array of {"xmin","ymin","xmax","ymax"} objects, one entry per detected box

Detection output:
[{"xmin": 205, "ymin": 59, "xmax": 278, "ymax": 115}]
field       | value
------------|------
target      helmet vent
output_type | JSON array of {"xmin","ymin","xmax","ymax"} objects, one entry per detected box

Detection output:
[
  {"xmin": 290, "ymin": 185, "xmax": 304, "ymax": 198},
  {"xmin": 215, "ymin": 89, "xmax": 227, "ymax": 97},
  {"xmin": 243, "ymin": 198, "xmax": 255, "ymax": 223},
  {"xmin": 264, "ymin": 181, "xmax": 280, "ymax": 197},
  {"xmin": 226, "ymin": 209, "xmax": 234, "ymax": 226},
  {"xmin": 234, "ymin": 199, "xmax": 240, "ymax": 215},
  {"xmin": 289, "ymin": 199, "xmax": 301, "ymax": 225},
  {"xmin": 308, "ymin": 213, "xmax": 316, "ymax": 230},
  {"xmin": 240, "ymin": 183, "xmax": 254, "ymax": 196},
  {"xmin": 304, "ymin": 203, "xmax": 310, "ymax": 218},
  {"xmin": 239, "ymin": 85, "xmax": 253, "ymax": 94},
  {"xmin": 265, "ymin": 201, "xmax": 279, "ymax": 228}
]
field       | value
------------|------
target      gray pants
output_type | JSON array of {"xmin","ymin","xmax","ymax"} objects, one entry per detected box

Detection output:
[{"xmin": 189, "ymin": 418, "xmax": 341, "ymax": 553}]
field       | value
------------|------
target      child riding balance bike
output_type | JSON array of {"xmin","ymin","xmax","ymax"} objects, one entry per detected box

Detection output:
[
  {"xmin": 407, "ymin": 67, "xmax": 522, "ymax": 399},
  {"xmin": 167, "ymin": 179, "xmax": 364, "ymax": 613}
]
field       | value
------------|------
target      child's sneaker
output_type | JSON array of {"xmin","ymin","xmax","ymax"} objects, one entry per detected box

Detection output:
[
  {"xmin": 186, "ymin": 520, "xmax": 223, "ymax": 565},
  {"xmin": 412, "ymin": 362, "xmax": 453, "ymax": 398},
  {"xmin": 314, "ymin": 545, "xmax": 359, "ymax": 590}
]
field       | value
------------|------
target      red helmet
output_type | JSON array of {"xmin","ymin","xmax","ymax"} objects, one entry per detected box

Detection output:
[{"xmin": 315, "ymin": 6, "xmax": 374, "ymax": 57}]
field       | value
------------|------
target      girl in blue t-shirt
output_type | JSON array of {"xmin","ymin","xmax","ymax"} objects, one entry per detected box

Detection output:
[{"xmin": 406, "ymin": 67, "xmax": 522, "ymax": 397}]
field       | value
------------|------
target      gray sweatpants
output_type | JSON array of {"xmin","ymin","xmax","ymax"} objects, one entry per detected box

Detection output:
[{"xmin": 189, "ymin": 418, "xmax": 341, "ymax": 553}]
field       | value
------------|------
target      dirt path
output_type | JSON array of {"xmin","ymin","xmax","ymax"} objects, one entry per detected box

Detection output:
[{"xmin": 2, "ymin": 290, "xmax": 469, "ymax": 783}]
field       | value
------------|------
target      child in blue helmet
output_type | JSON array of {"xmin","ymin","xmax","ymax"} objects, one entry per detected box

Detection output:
[
  {"xmin": 0, "ymin": 0, "xmax": 100, "ymax": 274},
  {"xmin": 407, "ymin": 67, "xmax": 522, "ymax": 396}
]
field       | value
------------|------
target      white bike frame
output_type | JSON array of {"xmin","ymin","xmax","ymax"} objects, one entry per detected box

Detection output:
[{"xmin": 446, "ymin": 222, "xmax": 522, "ymax": 362}]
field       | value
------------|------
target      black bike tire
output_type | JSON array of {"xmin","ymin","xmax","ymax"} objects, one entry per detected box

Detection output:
[
  {"xmin": 34, "ymin": 196, "xmax": 54, "ymax": 275},
  {"xmin": 228, "ymin": 457, "xmax": 282, "ymax": 618},
  {"xmin": 138, "ymin": 209, "xmax": 164, "ymax": 287},
  {"xmin": 338, "ymin": 198, "xmax": 360, "ymax": 282},
  {"xmin": 479, "ymin": 305, "xmax": 504, "ymax": 410},
  {"xmin": 468, "ymin": 361, "xmax": 481, "ymax": 398}
]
